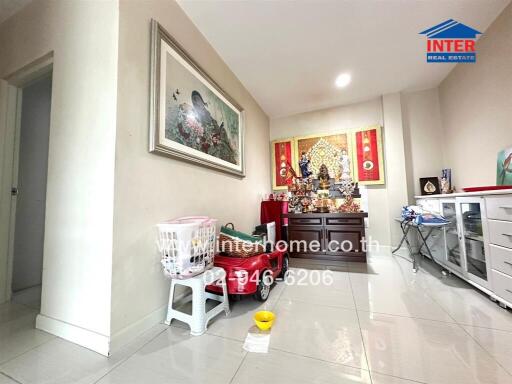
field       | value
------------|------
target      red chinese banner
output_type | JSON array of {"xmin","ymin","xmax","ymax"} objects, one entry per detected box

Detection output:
[
  {"xmin": 355, "ymin": 128, "xmax": 384, "ymax": 184},
  {"xmin": 272, "ymin": 140, "xmax": 293, "ymax": 189}
]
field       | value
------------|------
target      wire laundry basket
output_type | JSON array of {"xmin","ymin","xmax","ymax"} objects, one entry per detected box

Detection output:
[{"xmin": 157, "ymin": 216, "xmax": 217, "ymax": 279}]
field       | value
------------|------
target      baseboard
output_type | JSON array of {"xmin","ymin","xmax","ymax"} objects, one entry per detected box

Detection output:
[
  {"xmin": 36, "ymin": 314, "xmax": 110, "ymax": 356},
  {"xmin": 109, "ymin": 288, "xmax": 191, "ymax": 354},
  {"xmin": 109, "ymin": 304, "xmax": 167, "ymax": 354}
]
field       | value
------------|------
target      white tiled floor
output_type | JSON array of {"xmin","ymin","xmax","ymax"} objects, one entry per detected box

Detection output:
[{"xmin": 1, "ymin": 250, "xmax": 512, "ymax": 384}]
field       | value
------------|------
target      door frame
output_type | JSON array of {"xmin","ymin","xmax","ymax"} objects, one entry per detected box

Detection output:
[{"xmin": 0, "ymin": 53, "xmax": 53, "ymax": 304}]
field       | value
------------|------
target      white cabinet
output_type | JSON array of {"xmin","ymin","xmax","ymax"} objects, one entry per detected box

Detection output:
[
  {"xmin": 485, "ymin": 195, "xmax": 512, "ymax": 308},
  {"xmin": 416, "ymin": 192, "xmax": 512, "ymax": 308}
]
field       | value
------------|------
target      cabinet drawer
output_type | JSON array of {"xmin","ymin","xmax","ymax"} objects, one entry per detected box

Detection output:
[
  {"xmin": 490, "ymin": 244, "xmax": 512, "ymax": 276},
  {"xmin": 488, "ymin": 220, "xmax": 512, "ymax": 249},
  {"xmin": 289, "ymin": 217, "xmax": 322, "ymax": 225},
  {"xmin": 492, "ymin": 269, "xmax": 512, "ymax": 304},
  {"xmin": 326, "ymin": 217, "xmax": 363, "ymax": 226},
  {"xmin": 416, "ymin": 199, "xmax": 440, "ymax": 213},
  {"xmin": 485, "ymin": 196, "xmax": 512, "ymax": 221}
]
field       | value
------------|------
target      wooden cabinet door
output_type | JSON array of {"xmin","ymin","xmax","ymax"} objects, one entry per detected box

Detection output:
[
  {"xmin": 324, "ymin": 226, "xmax": 363, "ymax": 254},
  {"xmin": 287, "ymin": 225, "xmax": 324, "ymax": 254}
]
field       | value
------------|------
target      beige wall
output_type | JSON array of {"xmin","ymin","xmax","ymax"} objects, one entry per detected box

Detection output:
[
  {"xmin": 0, "ymin": 0, "xmax": 118, "ymax": 353},
  {"xmin": 111, "ymin": 0, "xmax": 270, "ymax": 340},
  {"xmin": 402, "ymin": 88, "xmax": 445, "ymax": 199},
  {"xmin": 270, "ymin": 97, "xmax": 408, "ymax": 246},
  {"xmin": 439, "ymin": 3, "xmax": 512, "ymax": 190},
  {"xmin": 270, "ymin": 98, "xmax": 384, "ymax": 141}
]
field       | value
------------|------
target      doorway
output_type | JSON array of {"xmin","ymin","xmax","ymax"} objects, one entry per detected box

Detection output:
[{"xmin": 9, "ymin": 73, "xmax": 52, "ymax": 309}]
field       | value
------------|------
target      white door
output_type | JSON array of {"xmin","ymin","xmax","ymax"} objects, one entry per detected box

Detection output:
[{"xmin": 11, "ymin": 75, "xmax": 52, "ymax": 292}]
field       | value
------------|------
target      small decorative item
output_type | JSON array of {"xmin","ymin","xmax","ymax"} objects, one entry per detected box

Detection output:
[
  {"xmin": 497, "ymin": 147, "xmax": 512, "ymax": 186},
  {"xmin": 149, "ymin": 20, "xmax": 244, "ymax": 176},
  {"xmin": 337, "ymin": 177, "xmax": 360, "ymax": 213},
  {"xmin": 317, "ymin": 197, "xmax": 330, "ymax": 213},
  {"xmin": 339, "ymin": 149, "xmax": 351, "ymax": 181},
  {"xmin": 420, "ymin": 177, "xmax": 440, "ymax": 195},
  {"xmin": 298, "ymin": 152, "xmax": 313, "ymax": 179},
  {"xmin": 441, "ymin": 168, "xmax": 452, "ymax": 194},
  {"xmin": 317, "ymin": 164, "xmax": 331, "ymax": 190},
  {"xmin": 353, "ymin": 126, "xmax": 385, "ymax": 185},
  {"xmin": 271, "ymin": 139, "xmax": 295, "ymax": 190}
]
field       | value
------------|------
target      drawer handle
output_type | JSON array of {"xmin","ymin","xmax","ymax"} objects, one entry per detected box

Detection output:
[
  {"xmin": 507, "ymin": 289, "xmax": 512, "ymax": 294},
  {"xmin": 499, "ymin": 206, "xmax": 512, "ymax": 209},
  {"xmin": 502, "ymin": 233, "xmax": 512, "ymax": 237},
  {"xmin": 504, "ymin": 261, "xmax": 512, "ymax": 267}
]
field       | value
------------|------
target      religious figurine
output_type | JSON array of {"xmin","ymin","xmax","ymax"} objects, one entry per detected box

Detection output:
[
  {"xmin": 338, "ymin": 176, "xmax": 360, "ymax": 213},
  {"xmin": 318, "ymin": 163, "xmax": 331, "ymax": 190},
  {"xmin": 298, "ymin": 152, "xmax": 312, "ymax": 179},
  {"xmin": 441, "ymin": 168, "xmax": 452, "ymax": 194},
  {"xmin": 339, "ymin": 149, "xmax": 351, "ymax": 181}
]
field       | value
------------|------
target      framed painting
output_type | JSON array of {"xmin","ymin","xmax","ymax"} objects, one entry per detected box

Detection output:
[
  {"xmin": 149, "ymin": 20, "xmax": 245, "ymax": 177},
  {"xmin": 294, "ymin": 132, "xmax": 352, "ymax": 180},
  {"xmin": 271, "ymin": 139, "xmax": 296, "ymax": 190},
  {"xmin": 352, "ymin": 126, "xmax": 385, "ymax": 185},
  {"xmin": 497, "ymin": 146, "xmax": 512, "ymax": 186}
]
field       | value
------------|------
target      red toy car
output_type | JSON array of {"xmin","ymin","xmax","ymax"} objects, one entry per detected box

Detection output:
[{"xmin": 207, "ymin": 250, "xmax": 289, "ymax": 302}]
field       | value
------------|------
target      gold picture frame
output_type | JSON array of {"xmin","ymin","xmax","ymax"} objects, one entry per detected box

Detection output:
[
  {"xmin": 351, "ymin": 125, "xmax": 385, "ymax": 185},
  {"xmin": 294, "ymin": 132, "xmax": 353, "ymax": 180},
  {"xmin": 271, "ymin": 138, "xmax": 297, "ymax": 190}
]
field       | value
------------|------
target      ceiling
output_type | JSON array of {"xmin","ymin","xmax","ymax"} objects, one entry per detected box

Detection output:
[
  {"xmin": 0, "ymin": 0, "xmax": 31, "ymax": 24},
  {"xmin": 179, "ymin": 0, "xmax": 510, "ymax": 118}
]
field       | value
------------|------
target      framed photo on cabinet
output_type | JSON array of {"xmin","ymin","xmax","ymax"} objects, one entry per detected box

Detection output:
[{"xmin": 149, "ymin": 20, "xmax": 245, "ymax": 177}]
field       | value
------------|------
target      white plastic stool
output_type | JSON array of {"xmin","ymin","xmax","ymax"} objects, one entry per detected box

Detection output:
[{"xmin": 164, "ymin": 266, "xmax": 230, "ymax": 336}]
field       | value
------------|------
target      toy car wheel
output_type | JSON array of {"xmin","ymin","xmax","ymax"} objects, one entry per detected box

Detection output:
[
  {"xmin": 255, "ymin": 270, "xmax": 272, "ymax": 302},
  {"xmin": 278, "ymin": 254, "xmax": 289, "ymax": 279}
]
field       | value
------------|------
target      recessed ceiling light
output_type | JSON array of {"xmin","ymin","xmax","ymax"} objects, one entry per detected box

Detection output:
[{"xmin": 335, "ymin": 73, "xmax": 351, "ymax": 88}]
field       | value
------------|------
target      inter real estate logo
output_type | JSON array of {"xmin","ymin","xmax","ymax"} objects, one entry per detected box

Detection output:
[{"xmin": 420, "ymin": 19, "xmax": 482, "ymax": 63}]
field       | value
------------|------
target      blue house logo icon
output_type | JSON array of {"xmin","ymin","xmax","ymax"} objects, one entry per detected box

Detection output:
[{"xmin": 420, "ymin": 20, "xmax": 482, "ymax": 63}]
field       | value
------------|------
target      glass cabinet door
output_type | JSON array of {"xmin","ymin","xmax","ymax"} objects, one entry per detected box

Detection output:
[
  {"xmin": 457, "ymin": 197, "xmax": 490, "ymax": 288},
  {"xmin": 442, "ymin": 201, "xmax": 462, "ymax": 272}
]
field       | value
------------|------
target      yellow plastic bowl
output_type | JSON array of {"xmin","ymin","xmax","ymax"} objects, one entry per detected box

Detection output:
[{"xmin": 254, "ymin": 311, "xmax": 275, "ymax": 331}]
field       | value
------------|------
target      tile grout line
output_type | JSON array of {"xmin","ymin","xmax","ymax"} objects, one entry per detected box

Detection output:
[
  {"xmin": 209, "ymin": 330, "xmax": 374, "ymax": 376},
  {"xmin": 268, "ymin": 345, "xmax": 369, "ymax": 372},
  {"xmin": 213, "ymin": 283, "xmax": 286, "ymax": 384},
  {"xmin": 0, "ymin": 371, "xmax": 23, "ymax": 384},
  {"xmin": 91, "ymin": 326, "xmax": 169, "ymax": 384},
  {"xmin": 0, "ymin": 335, "xmax": 55, "ymax": 369},
  {"xmin": 355, "ymin": 308, "xmax": 458, "ymax": 325},
  {"xmin": 368, "ymin": 370, "xmax": 428, "ymax": 384},
  {"xmin": 228, "ymin": 352, "xmax": 248, "ymax": 384},
  {"xmin": 347, "ymin": 270, "xmax": 373, "ymax": 384},
  {"xmin": 418, "ymin": 269, "xmax": 512, "ymax": 377},
  {"xmin": 457, "ymin": 325, "xmax": 512, "ymax": 377}
]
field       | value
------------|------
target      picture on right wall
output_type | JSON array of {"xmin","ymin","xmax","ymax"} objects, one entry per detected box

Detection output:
[
  {"xmin": 497, "ymin": 146, "xmax": 512, "ymax": 185},
  {"xmin": 352, "ymin": 126, "xmax": 385, "ymax": 185}
]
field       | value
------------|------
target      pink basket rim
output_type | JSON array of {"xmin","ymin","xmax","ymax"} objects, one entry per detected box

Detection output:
[{"xmin": 158, "ymin": 216, "xmax": 217, "ymax": 227}]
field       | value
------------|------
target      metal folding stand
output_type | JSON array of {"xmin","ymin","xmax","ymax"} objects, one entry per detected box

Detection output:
[{"xmin": 392, "ymin": 218, "xmax": 449, "ymax": 273}]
